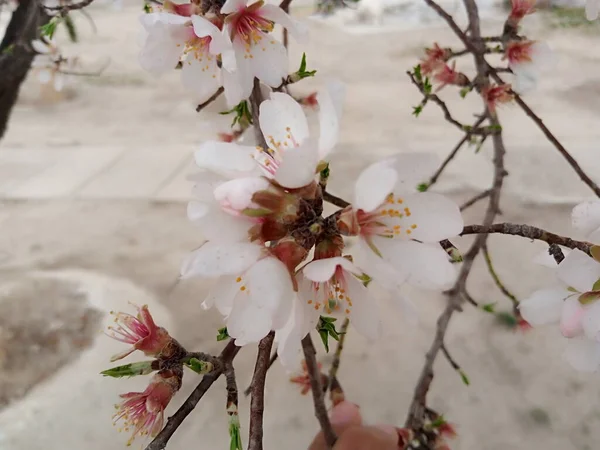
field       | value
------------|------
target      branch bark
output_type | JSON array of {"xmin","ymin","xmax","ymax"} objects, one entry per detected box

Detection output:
[{"xmin": 248, "ymin": 332, "xmax": 275, "ymax": 450}]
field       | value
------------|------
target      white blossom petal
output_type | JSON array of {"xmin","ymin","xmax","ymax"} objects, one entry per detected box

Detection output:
[
  {"xmin": 258, "ymin": 3, "xmax": 308, "ymax": 43},
  {"xmin": 221, "ymin": 0, "xmax": 247, "ymax": 14},
  {"xmin": 317, "ymin": 80, "xmax": 345, "ymax": 159},
  {"xmin": 388, "ymin": 153, "xmax": 439, "ymax": 194},
  {"xmin": 556, "ymin": 249, "xmax": 600, "ymax": 293},
  {"xmin": 222, "ymin": 66, "xmax": 252, "ymax": 107},
  {"xmin": 247, "ymin": 257, "xmax": 294, "ymax": 327},
  {"xmin": 519, "ymin": 288, "xmax": 570, "ymax": 326},
  {"xmin": 354, "ymin": 160, "xmax": 397, "ymax": 213},
  {"xmin": 564, "ymin": 338, "xmax": 600, "ymax": 372},
  {"xmin": 180, "ymin": 242, "xmax": 263, "ymax": 278},
  {"xmin": 53, "ymin": 73, "xmax": 65, "ymax": 92},
  {"xmin": 560, "ymin": 295, "xmax": 585, "ymax": 338},
  {"xmin": 191, "ymin": 15, "xmax": 229, "ymax": 55},
  {"xmin": 187, "ymin": 201, "xmax": 254, "ymax": 242},
  {"xmin": 228, "ymin": 302, "xmax": 272, "ymax": 346},
  {"xmin": 214, "ymin": 177, "xmax": 270, "ymax": 211},
  {"xmin": 582, "ymin": 301, "xmax": 600, "ymax": 341},
  {"xmin": 303, "ymin": 256, "xmax": 357, "ymax": 283},
  {"xmin": 260, "ymin": 92, "xmax": 309, "ymax": 150},
  {"xmin": 180, "ymin": 55, "xmax": 222, "ymax": 103},
  {"xmin": 194, "ymin": 141, "xmax": 258, "ymax": 177},
  {"xmin": 203, "ymin": 275, "xmax": 237, "ymax": 314},
  {"xmin": 247, "ymin": 33, "xmax": 287, "ymax": 87},
  {"xmin": 345, "ymin": 275, "xmax": 381, "ymax": 340},
  {"xmin": 572, "ymin": 200, "xmax": 600, "ymax": 238},
  {"xmin": 38, "ymin": 69, "xmax": 52, "ymax": 84},
  {"xmin": 138, "ymin": 17, "xmax": 189, "ymax": 74},
  {"xmin": 31, "ymin": 39, "xmax": 50, "ymax": 54},
  {"xmin": 273, "ymin": 139, "xmax": 320, "ymax": 188}
]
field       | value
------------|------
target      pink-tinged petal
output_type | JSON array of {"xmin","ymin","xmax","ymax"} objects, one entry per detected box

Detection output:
[
  {"xmin": 303, "ymin": 256, "xmax": 350, "ymax": 283},
  {"xmin": 317, "ymin": 80, "xmax": 345, "ymax": 159},
  {"xmin": 518, "ymin": 288, "xmax": 570, "ymax": 326},
  {"xmin": 180, "ymin": 55, "xmax": 222, "ymax": 104},
  {"xmin": 259, "ymin": 92, "xmax": 309, "ymax": 150},
  {"xmin": 258, "ymin": 3, "xmax": 309, "ymax": 43},
  {"xmin": 380, "ymin": 240, "xmax": 456, "ymax": 290},
  {"xmin": 560, "ymin": 296, "xmax": 585, "ymax": 338},
  {"xmin": 180, "ymin": 241, "xmax": 263, "ymax": 278},
  {"xmin": 354, "ymin": 160, "xmax": 397, "ymax": 213},
  {"xmin": 345, "ymin": 275, "xmax": 382, "ymax": 340},
  {"xmin": 388, "ymin": 153, "xmax": 439, "ymax": 194},
  {"xmin": 556, "ymin": 249, "xmax": 600, "ymax": 293},
  {"xmin": 572, "ymin": 200, "xmax": 600, "ymax": 238},
  {"xmin": 221, "ymin": 0, "xmax": 248, "ymax": 14},
  {"xmin": 191, "ymin": 15, "xmax": 229, "ymax": 55},
  {"xmin": 109, "ymin": 346, "xmax": 136, "ymax": 362},
  {"xmin": 564, "ymin": 338, "xmax": 600, "ymax": 372},
  {"xmin": 138, "ymin": 17, "xmax": 189, "ymax": 74},
  {"xmin": 273, "ymin": 139, "xmax": 320, "ymax": 188},
  {"xmin": 247, "ymin": 32, "xmax": 288, "ymax": 87},
  {"xmin": 194, "ymin": 141, "xmax": 259, "ymax": 178},
  {"xmin": 188, "ymin": 202, "xmax": 254, "ymax": 242},
  {"xmin": 214, "ymin": 176, "xmax": 270, "ymax": 210}
]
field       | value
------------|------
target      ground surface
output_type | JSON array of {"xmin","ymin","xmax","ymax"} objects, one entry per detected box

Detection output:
[{"xmin": 1, "ymin": 2, "xmax": 600, "ymax": 450}]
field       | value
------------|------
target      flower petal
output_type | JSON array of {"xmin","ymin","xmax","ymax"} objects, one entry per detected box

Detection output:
[
  {"xmin": 214, "ymin": 177, "xmax": 270, "ymax": 211},
  {"xmin": 259, "ymin": 92, "xmax": 309, "ymax": 150},
  {"xmin": 194, "ymin": 141, "xmax": 259, "ymax": 178},
  {"xmin": 258, "ymin": 3, "xmax": 308, "ymax": 43},
  {"xmin": 582, "ymin": 301, "xmax": 600, "ymax": 341},
  {"xmin": 388, "ymin": 153, "xmax": 439, "ymax": 194},
  {"xmin": 303, "ymin": 256, "xmax": 352, "ymax": 283},
  {"xmin": 31, "ymin": 39, "xmax": 50, "ymax": 54},
  {"xmin": 221, "ymin": 0, "xmax": 247, "ymax": 14},
  {"xmin": 247, "ymin": 33, "xmax": 288, "ymax": 87},
  {"xmin": 564, "ymin": 338, "xmax": 600, "ymax": 372},
  {"xmin": 187, "ymin": 201, "xmax": 254, "ymax": 242},
  {"xmin": 180, "ymin": 241, "xmax": 263, "ymax": 278},
  {"xmin": 586, "ymin": 0, "xmax": 600, "ymax": 20},
  {"xmin": 556, "ymin": 249, "xmax": 600, "ymax": 293},
  {"xmin": 572, "ymin": 200, "xmax": 600, "ymax": 238},
  {"xmin": 227, "ymin": 301, "xmax": 272, "ymax": 346},
  {"xmin": 180, "ymin": 56, "xmax": 222, "ymax": 104},
  {"xmin": 560, "ymin": 295, "xmax": 585, "ymax": 338},
  {"xmin": 346, "ymin": 275, "xmax": 381, "ymax": 340},
  {"xmin": 191, "ymin": 15, "xmax": 230, "ymax": 55},
  {"xmin": 379, "ymin": 240, "xmax": 456, "ymax": 290},
  {"xmin": 519, "ymin": 287, "xmax": 570, "ymax": 326},
  {"xmin": 354, "ymin": 160, "xmax": 397, "ymax": 213},
  {"xmin": 317, "ymin": 80, "xmax": 345, "ymax": 160},
  {"xmin": 138, "ymin": 17, "xmax": 188, "ymax": 74},
  {"xmin": 273, "ymin": 139, "xmax": 320, "ymax": 188},
  {"xmin": 203, "ymin": 275, "xmax": 237, "ymax": 315},
  {"xmin": 222, "ymin": 66, "xmax": 252, "ymax": 107}
]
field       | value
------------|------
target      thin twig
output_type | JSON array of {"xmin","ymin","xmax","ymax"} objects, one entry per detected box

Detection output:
[
  {"xmin": 250, "ymin": 78, "xmax": 268, "ymax": 150},
  {"xmin": 461, "ymin": 223, "xmax": 593, "ymax": 255},
  {"xmin": 302, "ymin": 335, "xmax": 336, "ymax": 448},
  {"xmin": 196, "ymin": 87, "xmax": 224, "ymax": 112},
  {"xmin": 244, "ymin": 352, "xmax": 278, "ymax": 396},
  {"xmin": 459, "ymin": 189, "xmax": 492, "ymax": 211},
  {"xmin": 224, "ymin": 361, "xmax": 242, "ymax": 450},
  {"xmin": 323, "ymin": 191, "xmax": 349, "ymax": 208},
  {"xmin": 248, "ymin": 332, "xmax": 275, "ymax": 450},
  {"xmin": 328, "ymin": 317, "xmax": 349, "ymax": 389},
  {"xmin": 44, "ymin": 0, "xmax": 95, "ymax": 14},
  {"xmin": 145, "ymin": 340, "xmax": 240, "ymax": 450},
  {"xmin": 482, "ymin": 243, "xmax": 518, "ymax": 312}
]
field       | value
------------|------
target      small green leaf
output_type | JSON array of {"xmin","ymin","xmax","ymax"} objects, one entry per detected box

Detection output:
[
  {"xmin": 448, "ymin": 247, "xmax": 463, "ymax": 263},
  {"xmin": 355, "ymin": 272, "xmax": 372, "ymax": 287},
  {"xmin": 319, "ymin": 329, "xmax": 330, "ymax": 352},
  {"xmin": 495, "ymin": 311, "xmax": 518, "ymax": 329},
  {"xmin": 459, "ymin": 86, "xmax": 471, "ymax": 98},
  {"xmin": 63, "ymin": 14, "xmax": 78, "ymax": 43},
  {"xmin": 412, "ymin": 105, "xmax": 423, "ymax": 117},
  {"xmin": 578, "ymin": 290, "xmax": 600, "ymax": 305},
  {"xmin": 101, "ymin": 361, "xmax": 155, "ymax": 378},
  {"xmin": 185, "ymin": 358, "xmax": 214, "ymax": 374},
  {"xmin": 482, "ymin": 302, "xmax": 496, "ymax": 313},
  {"xmin": 229, "ymin": 414, "xmax": 243, "ymax": 450},
  {"xmin": 40, "ymin": 17, "xmax": 61, "ymax": 39},
  {"xmin": 143, "ymin": 3, "xmax": 152, "ymax": 13},
  {"xmin": 217, "ymin": 327, "xmax": 230, "ymax": 341},
  {"xmin": 299, "ymin": 52, "xmax": 307, "ymax": 73},
  {"xmin": 417, "ymin": 182, "xmax": 429, "ymax": 192},
  {"xmin": 430, "ymin": 415, "xmax": 447, "ymax": 428},
  {"xmin": 593, "ymin": 279, "xmax": 600, "ymax": 292},
  {"xmin": 413, "ymin": 64, "xmax": 423, "ymax": 83},
  {"xmin": 591, "ymin": 246, "xmax": 600, "ymax": 263},
  {"xmin": 459, "ymin": 369, "xmax": 470, "ymax": 386},
  {"xmin": 423, "ymin": 77, "xmax": 433, "ymax": 95}
]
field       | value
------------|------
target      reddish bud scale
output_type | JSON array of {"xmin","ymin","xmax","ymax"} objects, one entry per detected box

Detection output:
[
  {"xmin": 482, "ymin": 84, "xmax": 513, "ymax": 113},
  {"xmin": 504, "ymin": 40, "xmax": 535, "ymax": 65}
]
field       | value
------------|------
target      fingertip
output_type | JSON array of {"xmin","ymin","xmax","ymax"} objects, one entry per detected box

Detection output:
[{"xmin": 330, "ymin": 401, "xmax": 362, "ymax": 427}]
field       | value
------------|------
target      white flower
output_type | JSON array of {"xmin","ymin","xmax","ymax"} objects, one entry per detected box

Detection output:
[
  {"xmin": 572, "ymin": 200, "xmax": 600, "ymax": 243},
  {"xmin": 31, "ymin": 39, "xmax": 66, "ymax": 91},
  {"xmin": 586, "ymin": 0, "xmax": 600, "ymax": 20},
  {"xmin": 220, "ymin": 0, "xmax": 308, "ymax": 99},
  {"xmin": 350, "ymin": 153, "xmax": 464, "ymax": 290},
  {"xmin": 504, "ymin": 40, "xmax": 554, "ymax": 94},
  {"xmin": 519, "ymin": 249, "xmax": 600, "ymax": 372},
  {"xmin": 139, "ymin": 12, "xmax": 243, "ymax": 106},
  {"xmin": 180, "ymin": 241, "xmax": 294, "ymax": 345},
  {"xmin": 193, "ymin": 83, "xmax": 344, "ymax": 189}
]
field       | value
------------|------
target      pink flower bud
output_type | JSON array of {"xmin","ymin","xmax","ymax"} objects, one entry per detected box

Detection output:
[
  {"xmin": 508, "ymin": 0, "xmax": 536, "ymax": 25},
  {"xmin": 300, "ymin": 92, "xmax": 319, "ymax": 108},
  {"xmin": 113, "ymin": 369, "xmax": 181, "ymax": 445},
  {"xmin": 504, "ymin": 40, "xmax": 535, "ymax": 65},
  {"xmin": 433, "ymin": 62, "xmax": 469, "ymax": 91},
  {"xmin": 481, "ymin": 84, "xmax": 513, "ymax": 113},
  {"xmin": 106, "ymin": 304, "xmax": 173, "ymax": 362}
]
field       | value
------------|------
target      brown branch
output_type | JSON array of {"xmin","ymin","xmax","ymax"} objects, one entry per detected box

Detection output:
[
  {"xmin": 248, "ymin": 332, "xmax": 275, "ymax": 450},
  {"xmin": 250, "ymin": 78, "xmax": 269, "ymax": 150},
  {"xmin": 328, "ymin": 317, "xmax": 349, "ymax": 389},
  {"xmin": 244, "ymin": 351, "xmax": 278, "ymax": 396},
  {"xmin": 459, "ymin": 189, "xmax": 492, "ymax": 211},
  {"xmin": 482, "ymin": 243, "xmax": 518, "ymax": 312},
  {"xmin": 196, "ymin": 87, "xmax": 224, "ymax": 112},
  {"xmin": 322, "ymin": 191, "xmax": 350, "ymax": 208},
  {"xmin": 302, "ymin": 335, "xmax": 336, "ymax": 448},
  {"xmin": 461, "ymin": 223, "xmax": 593, "ymax": 255},
  {"xmin": 44, "ymin": 0, "xmax": 95, "ymax": 14},
  {"xmin": 145, "ymin": 340, "xmax": 240, "ymax": 450}
]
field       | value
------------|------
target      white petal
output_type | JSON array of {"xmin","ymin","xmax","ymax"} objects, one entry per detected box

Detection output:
[
  {"xmin": 222, "ymin": 66, "xmax": 252, "ymax": 107},
  {"xmin": 214, "ymin": 177, "xmax": 270, "ymax": 210},
  {"xmin": 38, "ymin": 69, "xmax": 52, "ymax": 84},
  {"xmin": 139, "ymin": 20, "xmax": 188, "ymax": 75},
  {"xmin": 227, "ymin": 301, "xmax": 272, "ymax": 346},
  {"xmin": 187, "ymin": 202, "xmax": 254, "ymax": 242},
  {"xmin": 345, "ymin": 275, "xmax": 381, "ymax": 340},
  {"xmin": 31, "ymin": 39, "xmax": 50, "ymax": 54},
  {"xmin": 221, "ymin": 0, "xmax": 247, "ymax": 14},
  {"xmin": 317, "ymin": 80, "xmax": 345, "ymax": 159},
  {"xmin": 586, "ymin": 0, "xmax": 599, "ymax": 20},
  {"xmin": 259, "ymin": 92, "xmax": 309, "ymax": 150},
  {"xmin": 203, "ymin": 275, "xmax": 237, "ymax": 315},
  {"xmin": 53, "ymin": 74, "xmax": 65, "ymax": 92},
  {"xmin": 388, "ymin": 153, "xmax": 439, "ymax": 194},
  {"xmin": 354, "ymin": 160, "xmax": 397, "ymax": 213},
  {"xmin": 572, "ymin": 201, "xmax": 600, "ymax": 238},
  {"xmin": 191, "ymin": 15, "xmax": 230, "ymax": 55},
  {"xmin": 512, "ymin": 70, "xmax": 537, "ymax": 95},
  {"xmin": 273, "ymin": 139, "xmax": 320, "ymax": 188},
  {"xmin": 258, "ymin": 3, "xmax": 309, "ymax": 43},
  {"xmin": 556, "ymin": 249, "xmax": 600, "ymax": 293},
  {"xmin": 194, "ymin": 141, "xmax": 258, "ymax": 177},
  {"xmin": 386, "ymin": 192, "xmax": 463, "ymax": 242},
  {"xmin": 518, "ymin": 288, "xmax": 570, "ymax": 326},
  {"xmin": 560, "ymin": 295, "xmax": 585, "ymax": 338},
  {"xmin": 247, "ymin": 33, "xmax": 288, "ymax": 87},
  {"xmin": 189, "ymin": 171, "xmax": 227, "ymax": 201},
  {"xmin": 380, "ymin": 240, "xmax": 456, "ymax": 290},
  {"xmin": 180, "ymin": 242, "xmax": 263, "ymax": 278},
  {"xmin": 303, "ymin": 256, "xmax": 357, "ymax": 283},
  {"xmin": 354, "ymin": 241, "xmax": 409, "ymax": 290},
  {"xmin": 180, "ymin": 56, "xmax": 222, "ymax": 103},
  {"xmin": 564, "ymin": 338, "xmax": 600, "ymax": 372},
  {"xmin": 582, "ymin": 301, "xmax": 600, "ymax": 341}
]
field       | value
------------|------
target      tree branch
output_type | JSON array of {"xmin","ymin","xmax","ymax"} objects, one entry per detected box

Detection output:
[
  {"xmin": 145, "ymin": 340, "xmax": 240, "ymax": 450},
  {"xmin": 250, "ymin": 78, "xmax": 268, "ymax": 150},
  {"xmin": 248, "ymin": 332, "xmax": 275, "ymax": 450},
  {"xmin": 322, "ymin": 191, "xmax": 350, "ymax": 208},
  {"xmin": 196, "ymin": 87, "xmax": 224, "ymax": 112},
  {"xmin": 459, "ymin": 189, "xmax": 492, "ymax": 211},
  {"xmin": 328, "ymin": 317, "xmax": 349, "ymax": 390},
  {"xmin": 302, "ymin": 335, "xmax": 336, "ymax": 448},
  {"xmin": 482, "ymin": 243, "xmax": 518, "ymax": 312}
]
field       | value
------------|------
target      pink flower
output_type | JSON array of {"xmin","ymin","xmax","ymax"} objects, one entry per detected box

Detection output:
[
  {"xmin": 508, "ymin": 0, "xmax": 536, "ymax": 24},
  {"xmin": 481, "ymin": 84, "xmax": 513, "ymax": 113},
  {"xmin": 113, "ymin": 370, "xmax": 181, "ymax": 445},
  {"xmin": 433, "ymin": 62, "xmax": 468, "ymax": 91},
  {"xmin": 289, "ymin": 360, "xmax": 323, "ymax": 395},
  {"xmin": 107, "ymin": 304, "xmax": 173, "ymax": 362},
  {"xmin": 420, "ymin": 43, "xmax": 449, "ymax": 77}
]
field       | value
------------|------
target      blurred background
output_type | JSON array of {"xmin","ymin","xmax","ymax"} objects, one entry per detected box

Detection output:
[{"xmin": 1, "ymin": 0, "xmax": 600, "ymax": 449}]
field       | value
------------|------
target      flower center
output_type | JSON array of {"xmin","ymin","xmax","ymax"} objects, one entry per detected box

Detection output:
[
  {"xmin": 359, "ymin": 193, "xmax": 418, "ymax": 238},
  {"xmin": 305, "ymin": 267, "xmax": 354, "ymax": 315}
]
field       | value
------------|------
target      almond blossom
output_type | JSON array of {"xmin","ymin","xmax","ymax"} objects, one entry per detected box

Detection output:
[
  {"xmin": 432, "ymin": 62, "xmax": 468, "ymax": 91},
  {"xmin": 507, "ymin": 0, "xmax": 536, "ymax": 26},
  {"xmin": 31, "ymin": 38, "xmax": 68, "ymax": 91},
  {"xmin": 504, "ymin": 40, "xmax": 554, "ymax": 93},
  {"xmin": 520, "ymin": 248, "xmax": 600, "ymax": 372},
  {"xmin": 339, "ymin": 153, "xmax": 464, "ymax": 291},
  {"xmin": 419, "ymin": 43, "xmax": 449, "ymax": 77},
  {"xmin": 221, "ymin": 0, "xmax": 308, "ymax": 100},
  {"xmin": 481, "ymin": 83, "xmax": 513, "ymax": 113}
]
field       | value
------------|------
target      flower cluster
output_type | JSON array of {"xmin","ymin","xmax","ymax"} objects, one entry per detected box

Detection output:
[
  {"xmin": 419, "ymin": 43, "xmax": 468, "ymax": 91},
  {"xmin": 138, "ymin": 0, "xmax": 306, "ymax": 107},
  {"xmin": 520, "ymin": 201, "xmax": 600, "ymax": 372},
  {"xmin": 182, "ymin": 78, "xmax": 464, "ymax": 370}
]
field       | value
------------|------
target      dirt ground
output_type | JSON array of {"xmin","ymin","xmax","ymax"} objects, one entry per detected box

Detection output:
[{"xmin": 1, "ymin": 1, "xmax": 600, "ymax": 450}]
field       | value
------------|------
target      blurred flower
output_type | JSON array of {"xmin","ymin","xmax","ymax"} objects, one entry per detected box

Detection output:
[
  {"xmin": 31, "ymin": 38, "xmax": 67, "ymax": 92},
  {"xmin": 508, "ymin": 0, "xmax": 536, "ymax": 25},
  {"xmin": 481, "ymin": 84, "xmax": 513, "ymax": 113},
  {"xmin": 504, "ymin": 40, "xmax": 554, "ymax": 93},
  {"xmin": 289, "ymin": 360, "xmax": 323, "ymax": 394},
  {"xmin": 420, "ymin": 43, "xmax": 450, "ymax": 77},
  {"xmin": 572, "ymin": 200, "xmax": 600, "ymax": 243},
  {"xmin": 433, "ymin": 62, "xmax": 468, "ymax": 91}
]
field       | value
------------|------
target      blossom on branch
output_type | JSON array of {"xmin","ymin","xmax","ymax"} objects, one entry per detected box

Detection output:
[
  {"xmin": 432, "ymin": 62, "xmax": 469, "ymax": 91},
  {"xmin": 507, "ymin": 0, "xmax": 536, "ymax": 26},
  {"xmin": 504, "ymin": 40, "xmax": 554, "ymax": 93},
  {"xmin": 419, "ymin": 43, "xmax": 449, "ymax": 76},
  {"xmin": 481, "ymin": 83, "xmax": 513, "ymax": 114}
]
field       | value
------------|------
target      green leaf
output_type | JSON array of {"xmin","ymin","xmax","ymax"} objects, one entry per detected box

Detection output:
[
  {"xmin": 63, "ymin": 14, "xmax": 78, "ymax": 43},
  {"xmin": 423, "ymin": 77, "xmax": 433, "ymax": 95},
  {"xmin": 412, "ymin": 105, "xmax": 423, "ymax": 117},
  {"xmin": 592, "ymin": 246, "xmax": 600, "ymax": 263},
  {"xmin": 319, "ymin": 329, "xmax": 330, "ymax": 352},
  {"xmin": 578, "ymin": 290, "xmax": 600, "ymax": 305},
  {"xmin": 101, "ymin": 361, "xmax": 155, "ymax": 378},
  {"xmin": 143, "ymin": 3, "xmax": 152, "ymax": 13},
  {"xmin": 299, "ymin": 52, "xmax": 307, "ymax": 73},
  {"xmin": 413, "ymin": 64, "xmax": 423, "ymax": 83},
  {"xmin": 217, "ymin": 327, "xmax": 230, "ymax": 341},
  {"xmin": 430, "ymin": 415, "xmax": 447, "ymax": 428},
  {"xmin": 1, "ymin": 44, "xmax": 14, "ymax": 55},
  {"xmin": 459, "ymin": 369, "xmax": 470, "ymax": 386},
  {"xmin": 482, "ymin": 302, "xmax": 496, "ymax": 313},
  {"xmin": 229, "ymin": 415, "xmax": 243, "ymax": 450},
  {"xmin": 495, "ymin": 311, "xmax": 518, "ymax": 329},
  {"xmin": 40, "ymin": 17, "xmax": 61, "ymax": 39},
  {"xmin": 459, "ymin": 86, "xmax": 471, "ymax": 98},
  {"xmin": 417, "ymin": 182, "xmax": 429, "ymax": 192},
  {"xmin": 594, "ymin": 278, "xmax": 600, "ymax": 292},
  {"xmin": 185, "ymin": 358, "xmax": 214, "ymax": 374}
]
